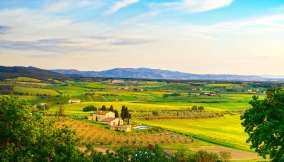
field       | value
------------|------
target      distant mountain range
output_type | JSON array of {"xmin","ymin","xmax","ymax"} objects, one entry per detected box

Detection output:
[
  {"xmin": 0, "ymin": 66, "xmax": 283, "ymax": 82},
  {"xmin": 53, "ymin": 68, "xmax": 284, "ymax": 82}
]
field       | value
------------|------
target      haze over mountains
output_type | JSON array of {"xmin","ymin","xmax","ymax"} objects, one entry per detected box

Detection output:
[{"xmin": 53, "ymin": 68, "xmax": 284, "ymax": 82}]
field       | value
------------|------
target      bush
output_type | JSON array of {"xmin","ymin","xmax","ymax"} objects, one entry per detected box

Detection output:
[
  {"xmin": 190, "ymin": 150, "xmax": 220, "ymax": 162},
  {"xmin": 219, "ymin": 151, "xmax": 232, "ymax": 162},
  {"xmin": 152, "ymin": 111, "xmax": 159, "ymax": 116},
  {"xmin": 198, "ymin": 106, "xmax": 205, "ymax": 111},
  {"xmin": 83, "ymin": 105, "xmax": 97, "ymax": 112},
  {"xmin": 191, "ymin": 105, "xmax": 198, "ymax": 111}
]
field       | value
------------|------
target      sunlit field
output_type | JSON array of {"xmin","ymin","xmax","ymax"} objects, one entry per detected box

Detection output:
[{"xmin": 137, "ymin": 115, "xmax": 249, "ymax": 151}]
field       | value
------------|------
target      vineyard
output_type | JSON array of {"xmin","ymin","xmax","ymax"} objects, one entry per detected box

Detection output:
[{"xmin": 56, "ymin": 118, "xmax": 193, "ymax": 148}]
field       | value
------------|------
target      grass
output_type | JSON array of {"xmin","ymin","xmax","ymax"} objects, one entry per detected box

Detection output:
[
  {"xmin": 137, "ymin": 115, "xmax": 250, "ymax": 151},
  {"xmin": 15, "ymin": 77, "xmax": 41, "ymax": 82},
  {"xmin": 14, "ymin": 86, "xmax": 59, "ymax": 96},
  {"xmin": 206, "ymin": 83, "xmax": 242, "ymax": 87}
]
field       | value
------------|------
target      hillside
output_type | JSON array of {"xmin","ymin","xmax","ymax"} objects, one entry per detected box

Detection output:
[
  {"xmin": 0, "ymin": 66, "xmax": 66, "ymax": 80},
  {"xmin": 54, "ymin": 68, "xmax": 273, "ymax": 81}
]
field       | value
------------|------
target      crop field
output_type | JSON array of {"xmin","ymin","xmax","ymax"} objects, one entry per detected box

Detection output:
[
  {"xmin": 56, "ymin": 118, "xmax": 193, "ymax": 147},
  {"xmin": 137, "ymin": 115, "xmax": 249, "ymax": 151},
  {"xmin": 13, "ymin": 86, "xmax": 59, "ymax": 96},
  {"xmin": 48, "ymin": 92, "xmax": 255, "ymax": 117},
  {"xmin": 56, "ymin": 118, "xmax": 259, "ymax": 161}
]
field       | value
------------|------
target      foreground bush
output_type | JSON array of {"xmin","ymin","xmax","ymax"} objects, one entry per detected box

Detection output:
[{"xmin": 0, "ymin": 96, "xmax": 83, "ymax": 162}]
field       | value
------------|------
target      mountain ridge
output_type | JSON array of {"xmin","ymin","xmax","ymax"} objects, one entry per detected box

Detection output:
[
  {"xmin": 0, "ymin": 66, "xmax": 67, "ymax": 80},
  {"xmin": 53, "ymin": 67, "xmax": 282, "ymax": 81}
]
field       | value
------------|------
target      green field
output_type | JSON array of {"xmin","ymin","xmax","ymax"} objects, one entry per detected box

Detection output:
[
  {"xmin": 14, "ymin": 86, "xmax": 59, "ymax": 96},
  {"xmin": 137, "ymin": 115, "xmax": 249, "ymax": 151}
]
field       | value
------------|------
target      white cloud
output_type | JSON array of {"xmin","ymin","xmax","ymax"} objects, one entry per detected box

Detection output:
[
  {"xmin": 183, "ymin": 0, "xmax": 233, "ymax": 12},
  {"xmin": 43, "ymin": 0, "xmax": 105, "ymax": 13},
  {"xmin": 108, "ymin": 0, "xmax": 139, "ymax": 14}
]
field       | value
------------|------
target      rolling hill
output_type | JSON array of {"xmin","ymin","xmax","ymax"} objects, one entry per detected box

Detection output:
[{"xmin": 0, "ymin": 66, "xmax": 66, "ymax": 80}]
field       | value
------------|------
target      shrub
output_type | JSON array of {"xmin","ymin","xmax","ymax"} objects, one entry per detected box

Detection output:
[
  {"xmin": 190, "ymin": 150, "xmax": 220, "ymax": 162},
  {"xmin": 198, "ymin": 106, "xmax": 205, "ymax": 111},
  {"xmin": 152, "ymin": 111, "xmax": 159, "ymax": 116},
  {"xmin": 219, "ymin": 151, "xmax": 232, "ymax": 162},
  {"xmin": 83, "ymin": 105, "xmax": 97, "ymax": 112},
  {"xmin": 191, "ymin": 105, "xmax": 198, "ymax": 111}
]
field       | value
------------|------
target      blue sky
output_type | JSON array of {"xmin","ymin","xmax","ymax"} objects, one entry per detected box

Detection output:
[{"xmin": 0, "ymin": 0, "xmax": 284, "ymax": 75}]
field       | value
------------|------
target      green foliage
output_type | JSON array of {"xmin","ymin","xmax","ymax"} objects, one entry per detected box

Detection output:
[
  {"xmin": 192, "ymin": 105, "xmax": 198, "ymax": 111},
  {"xmin": 219, "ymin": 151, "xmax": 231, "ymax": 162},
  {"xmin": 121, "ymin": 105, "xmax": 131, "ymax": 124},
  {"xmin": 101, "ymin": 105, "xmax": 107, "ymax": 111},
  {"xmin": 109, "ymin": 105, "xmax": 114, "ymax": 112},
  {"xmin": 241, "ymin": 89, "xmax": 284, "ymax": 161},
  {"xmin": 14, "ymin": 86, "xmax": 59, "ymax": 96},
  {"xmin": 152, "ymin": 111, "xmax": 159, "ymax": 116},
  {"xmin": 58, "ymin": 105, "xmax": 65, "ymax": 116},
  {"xmin": 198, "ymin": 106, "xmax": 205, "ymax": 111},
  {"xmin": 0, "ymin": 96, "xmax": 83, "ymax": 162},
  {"xmin": 83, "ymin": 105, "xmax": 97, "ymax": 112},
  {"xmin": 114, "ymin": 110, "xmax": 119, "ymax": 118},
  {"xmin": 88, "ymin": 145, "xmax": 224, "ymax": 162},
  {"xmin": 189, "ymin": 150, "xmax": 220, "ymax": 162}
]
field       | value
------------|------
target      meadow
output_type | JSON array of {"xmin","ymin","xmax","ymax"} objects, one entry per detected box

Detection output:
[{"xmin": 137, "ymin": 115, "xmax": 249, "ymax": 151}]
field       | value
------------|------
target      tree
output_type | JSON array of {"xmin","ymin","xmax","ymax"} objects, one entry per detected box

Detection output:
[
  {"xmin": 241, "ymin": 89, "xmax": 284, "ymax": 161},
  {"xmin": 127, "ymin": 113, "xmax": 131, "ymax": 125},
  {"xmin": 109, "ymin": 105, "xmax": 114, "ymax": 112},
  {"xmin": 121, "ymin": 106, "xmax": 131, "ymax": 124},
  {"xmin": 114, "ymin": 110, "xmax": 119, "ymax": 118},
  {"xmin": 121, "ymin": 105, "xmax": 126, "ymax": 120},
  {"xmin": 101, "ymin": 105, "xmax": 106, "ymax": 111},
  {"xmin": 58, "ymin": 105, "xmax": 65, "ymax": 116}
]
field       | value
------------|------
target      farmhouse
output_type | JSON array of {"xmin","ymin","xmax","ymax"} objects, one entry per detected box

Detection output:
[
  {"xmin": 200, "ymin": 92, "xmax": 217, "ymax": 96},
  {"xmin": 109, "ymin": 118, "xmax": 123, "ymax": 127},
  {"xmin": 89, "ymin": 111, "xmax": 115, "ymax": 122},
  {"xmin": 111, "ymin": 80, "xmax": 125, "ymax": 84},
  {"xmin": 68, "ymin": 99, "xmax": 81, "ymax": 104}
]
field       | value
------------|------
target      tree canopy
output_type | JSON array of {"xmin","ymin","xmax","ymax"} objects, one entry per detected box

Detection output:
[
  {"xmin": 0, "ymin": 96, "xmax": 82, "ymax": 162},
  {"xmin": 241, "ymin": 89, "xmax": 284, "ymax": 161}
]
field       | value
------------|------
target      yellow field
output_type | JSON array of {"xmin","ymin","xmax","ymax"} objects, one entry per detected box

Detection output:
[
  {"xmin": 137, "ymin": 115, "xmax": 250, "ymax": 151},
  {"xmin": 49, "ymin": 101, "xmax": 223, "ymax": 116}
]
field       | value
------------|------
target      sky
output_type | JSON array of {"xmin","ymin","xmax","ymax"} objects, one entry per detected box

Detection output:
[{"xmin": 0, "ymin": 0, "xmax": 284, "ymax": 75}]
